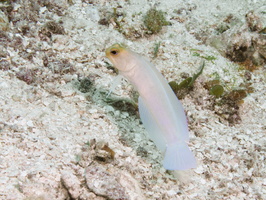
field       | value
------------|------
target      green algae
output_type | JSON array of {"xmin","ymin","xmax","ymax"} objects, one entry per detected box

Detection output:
[{"xmin": 143, "ymin": 8, "xmax": 170, "ymax": 34}]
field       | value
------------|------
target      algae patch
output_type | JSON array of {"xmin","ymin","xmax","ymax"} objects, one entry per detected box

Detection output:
[{"xmin": 143, "ymin": 8, "xmax": 170, "ymax": 34}]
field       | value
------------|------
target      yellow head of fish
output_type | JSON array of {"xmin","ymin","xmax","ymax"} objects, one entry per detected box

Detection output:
[{"xmin": 105, "ymin": 43, "xmax": 137, "ymax": 72}]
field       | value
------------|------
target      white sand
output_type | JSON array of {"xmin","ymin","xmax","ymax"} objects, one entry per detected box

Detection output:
[{"xmin": 0, "ymin": 0, "xmax": 265, "ymax": 199}]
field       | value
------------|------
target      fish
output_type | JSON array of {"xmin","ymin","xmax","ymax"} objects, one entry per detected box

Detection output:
[{"xmin": 105, "ymin": 43, "xmax": 196, "ymax": 170}]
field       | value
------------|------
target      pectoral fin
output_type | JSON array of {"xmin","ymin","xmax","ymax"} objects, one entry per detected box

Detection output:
[{"xmin": 107, "ymin": 75, "xmax": 123, "ymax": 97}]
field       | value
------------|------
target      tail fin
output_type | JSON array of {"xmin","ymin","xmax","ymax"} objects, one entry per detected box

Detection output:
[{"xmin": 163, "ymin": 143, "xmax": 197, "ymax": 170}]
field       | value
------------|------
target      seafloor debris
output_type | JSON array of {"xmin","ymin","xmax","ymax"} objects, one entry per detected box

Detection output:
[
  {"xmin": 0, "ymin": 0, "xmax": 265, "ymax": 199},
  {"xmin": 169, "ymin": 61, "xmax": 205, "ymax": 99},
  {"xmin": 143, "ymin": 8, "xmax": 170, "ymax": 34},
  {"xmin": 85, "ymin": 164, "xmax": 145, "ymax": 200},
  {"xmin": 85, "ymin": 164, "xmax": 130, "ymax": 200},
  {"xmin": 91, "ymin": 139, "xmax": 115, "ymax": 163},
  {"xmin": 16, "ymin": 68, "xmax": 37, "ymax": 85},
  {"xmin": 78, "ymin": 77, "xmax": 93, "ymax": 93},
  {"xmin": 196, "ymin": 7, "xmax": 266, "ymax": 69},
  {"xmin": 61, "ymin": 171, "xmax": 100, "ymax": 200},
  {"xmin": 209, "ymin": 84, "xmax": 224, "ymax": 97},
  {"xmin": 39, "ymin": 21, "xmax": 65, "ymax": 41},
  {"xmin": 61, "ymin": 171, "xmax": 83, "ymax": 199},
  {"xmin": 0, "ymin": 10, "xmax": 9, "ymax": 31}
]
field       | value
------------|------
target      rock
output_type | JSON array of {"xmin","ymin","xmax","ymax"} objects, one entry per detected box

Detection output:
[
  {"xmin": 61, "ymin": 171, "xmax": 82, "ymax": 199},
  {"xmin": 85, "ymin": 164, "xmax": 145, "ymax": 200},
  {"xmin": 85, "ymin": 165, "xmax": 130, "ymax": 200},
  {"xmin": 119, "ymin": 172, "xmax": 146, "ymax": 200}
]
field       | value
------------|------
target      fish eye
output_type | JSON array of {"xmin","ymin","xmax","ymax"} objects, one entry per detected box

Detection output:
[{"xmin": 110, "ymin": 50, "xmax": 118, "ymax": 55}]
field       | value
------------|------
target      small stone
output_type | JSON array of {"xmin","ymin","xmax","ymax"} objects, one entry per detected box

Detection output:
[
  {"xmin": 0, "ymin": 81, "xmax": 9, "ymax": 88},
  {"xmin": 0, "ymin": 177, "xmax": 9, "ymax": 184},
  {"xmin": 26, "ymin": 120, "xmax": 34, "ymax": 127},
  {"xmin": 11, "ymin": 95, "xmax": 21, "ymax": 102},
  {"xmin": 89, "ymin": 108, "xmax": 98, "ymax": 114},
  {"xmin": 194, "ymin": 165, "xmax": 204, "ymax": 174}
]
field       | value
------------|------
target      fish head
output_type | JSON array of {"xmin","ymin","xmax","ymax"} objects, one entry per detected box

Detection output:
[{"xmin": 105, "ymin": 43, "xmax": 136, "ymax": 72}]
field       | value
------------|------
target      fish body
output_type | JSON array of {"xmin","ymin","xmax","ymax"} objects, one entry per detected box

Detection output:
[{"xmin": 106, "ymin": 44, "xmax": 196, "ymax": 170}]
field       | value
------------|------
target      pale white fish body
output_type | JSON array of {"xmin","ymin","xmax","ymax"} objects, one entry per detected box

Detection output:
[{"xmin": 106, "ymin": 44, "xmax": 196, "ymax": 170}]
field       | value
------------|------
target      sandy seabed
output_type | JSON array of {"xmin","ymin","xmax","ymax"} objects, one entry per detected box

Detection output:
[{"xmin": 0, "ymin": 0, "xmax": 265, "ymax": 199}]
